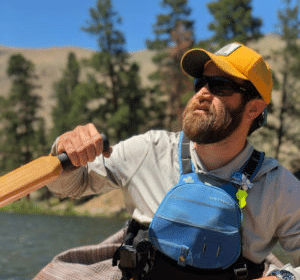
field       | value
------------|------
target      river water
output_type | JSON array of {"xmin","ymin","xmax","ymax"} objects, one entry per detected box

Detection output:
[
  {"xmin": 0, "ymin": 212, "xmax": 127, "ymax": 280},
  {"xmin": 0, "ymin": 212, "xmax": 294, "ymax": 279}
]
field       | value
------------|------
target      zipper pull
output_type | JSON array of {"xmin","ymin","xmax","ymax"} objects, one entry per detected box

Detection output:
[{"xmin": 236, "ymin": 189, "xmax": 248, "ymax": 208}]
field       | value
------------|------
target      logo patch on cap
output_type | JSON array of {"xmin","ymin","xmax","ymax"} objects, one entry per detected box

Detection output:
[{"xmin": 215, "ymin": 43, "xmax": 242, "ymax": 56}]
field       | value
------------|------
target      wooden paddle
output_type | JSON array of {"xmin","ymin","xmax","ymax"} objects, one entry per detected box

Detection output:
[{"xmin": 0, "ymin": 134, "xmax": 109, "ymax": 208}]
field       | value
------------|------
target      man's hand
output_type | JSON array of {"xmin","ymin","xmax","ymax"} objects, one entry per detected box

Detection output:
[{"xmin": 57, "ymin": 123, "xmax": 112, "ymax": 167}]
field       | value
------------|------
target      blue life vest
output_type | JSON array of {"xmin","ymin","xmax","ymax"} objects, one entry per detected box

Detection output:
[{"xmin": 148, "ymin": 132, "xmax": 264, "ymax": 270}]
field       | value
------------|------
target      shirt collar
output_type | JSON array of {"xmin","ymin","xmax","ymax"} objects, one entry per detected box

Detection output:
[{"xmin": 190, "ymin": 141, "xmax": 254, "ymax": 182}]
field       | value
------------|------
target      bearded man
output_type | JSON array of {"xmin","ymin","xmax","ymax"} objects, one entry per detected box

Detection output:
[{"xmin": 35, "ymin": 43, "xmax": 300, "ymax": 280}]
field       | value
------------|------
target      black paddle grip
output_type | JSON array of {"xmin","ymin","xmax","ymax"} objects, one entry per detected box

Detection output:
[{"xmin": 58, "ymin": 134, "xmax": 109, "ymax": 170}]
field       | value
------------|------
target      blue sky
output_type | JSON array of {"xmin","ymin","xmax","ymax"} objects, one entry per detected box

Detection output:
[{"xmin": 0, "ymin": 0, "xmax": 291, "ymax": 52}]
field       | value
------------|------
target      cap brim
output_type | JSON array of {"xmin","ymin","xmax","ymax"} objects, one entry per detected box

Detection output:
[{"xmin": 181, "ymin": 48, "xmax": 248, "ymax": 81}]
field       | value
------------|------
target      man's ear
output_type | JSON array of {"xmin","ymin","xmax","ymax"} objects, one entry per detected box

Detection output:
[{"xmin": 245, "ymin": 99, "xmax": 266, "ymax": 121}]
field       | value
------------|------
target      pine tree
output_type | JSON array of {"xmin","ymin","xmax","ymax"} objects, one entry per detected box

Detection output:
[
  {"xmin": 146, "ymin": 0, "xmax": 195, "ymax": 131},
  {"xmin": 82, "ymin": 0, "xmax": 150, "ymax": 141},
  {"xmin": 82, "ymin": 0, "xmax": 127, "ymax": 140},
  {"xmin": 52, "ymin": 52, "xmax": 82, "ymax": 138},
  {"xmin": 207, "ymin": 0, "xmax": 262, "ymax": 47},
  {"xmin": 0, "ymin": 54, "xmax": 43, "ymax": 174},
  {"xmin": 51, "ymin": 52, "xmax": 78, "ymax": 137},
  {"xmin": 107, "ymin": 62, "xmax": 147, "ymax": 139},
  {"xmin": 51, "ymin": 52, "xmax": 103, "ymax": 142},
  {"xmin": 248, "ymin": 0, "xmax": 300, "ymax": 170}
]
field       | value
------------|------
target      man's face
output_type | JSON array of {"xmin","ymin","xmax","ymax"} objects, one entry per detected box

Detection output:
[{"xmin": 182, "ymin": 62, "xmax": 247, "ymax": 144}]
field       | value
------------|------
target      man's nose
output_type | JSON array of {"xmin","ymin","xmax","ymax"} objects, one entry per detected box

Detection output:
[{"xmin": 195, "ymin": 83, "xmax": 213, "ymax": 99}]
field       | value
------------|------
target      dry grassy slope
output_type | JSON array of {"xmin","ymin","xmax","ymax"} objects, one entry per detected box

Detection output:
[
  {"xmin": 0, "ymin": 35, "xmax": 283, "ymax": 131},
  {"xmin": 0, "ymin": 34, "xmax": 284, "ymax": 130},
  {"xmin": 74, "ymin": 189, "xmax": 127, "ymax": 216},
  {"xmin": 0, "ymin": 45, "xmax": 155, "ymax": 130},
  {"xmin": 247, "ymin": 35, "xmax": 300, "ymax": 170}
]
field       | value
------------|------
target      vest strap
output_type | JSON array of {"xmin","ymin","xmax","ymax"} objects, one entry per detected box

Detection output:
[
  {"xmin": 241, "ymin": 149, "xmax": 264, "ymax": 181},
  {"xmin": 179, "ymin": 132, "xmax": 264, "ymax": 182},
  {"xmin": 179, "ymin": 133, "xmax": 193, "ymax": 174}
]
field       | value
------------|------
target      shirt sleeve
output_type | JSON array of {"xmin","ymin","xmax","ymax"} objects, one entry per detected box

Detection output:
[
  {"xmin": 46, "ymin": 131, "xmax": 153, "ymax": 198},
  {"xmin": 48, "ymin": 133, "xmax": 150, "ymax": 198},
  {"xmin": 274, "ymin": 168, "xmax": 300, "ymax": 266},
  {"xmin": 262, "ymin": 167, "xmax": 300, "ymax": 279}
]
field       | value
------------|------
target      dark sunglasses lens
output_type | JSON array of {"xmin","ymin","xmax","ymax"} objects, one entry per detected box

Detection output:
[
  {"xmin": 194, "ymin": 76, "xmax": 244, "ymax": 96},
  {"xmin": 194, "ymin": 78, "xmax": 206, "ymax": 92},
  {"xmin": 210, "ymin": 77, "xmax": 231, "ymax": 87},
  {"xmin": 209, "ymin": 77, "xmax": 235, "ymax": 96}
]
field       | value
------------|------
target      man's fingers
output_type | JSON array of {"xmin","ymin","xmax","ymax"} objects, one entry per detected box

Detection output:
[
  {"xmin": 56, "ymin": 123, "xmax": 108, "ymax": 167},
  {"xmin": 103, "ymin": 147, "xmax": 113, "ymax": 158},
  {"xmin": 86, "ymin": 123, "xmax": 103, "ymax": 156},
  {"xmin": 57, "ymin": 135, "xmax": 81, "ymax": 166},
  {"xmin": 77, "ymin": 125, "xmax": 96, "ymax": 164}
]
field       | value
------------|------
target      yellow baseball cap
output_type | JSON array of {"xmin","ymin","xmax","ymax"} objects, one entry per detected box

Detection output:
[{"xmin": 181, "ymin": 43, "xmax": 273, "ymax": 104}]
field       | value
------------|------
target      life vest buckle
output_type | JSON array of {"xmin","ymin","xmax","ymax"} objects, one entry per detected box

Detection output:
[{"xmin": 234, "ymin": 263, "xmax": 248, "ymax": 280}]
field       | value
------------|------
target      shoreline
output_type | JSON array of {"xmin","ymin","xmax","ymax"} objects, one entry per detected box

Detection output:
[{"xmin": 0, "ymin": 189, "xmax": 129, "ymax": 218}]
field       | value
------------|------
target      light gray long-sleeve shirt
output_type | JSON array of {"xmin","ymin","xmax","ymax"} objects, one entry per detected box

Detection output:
[{"xmin": 48, "ymin": 130, "xmax": 300, "ymax": 277}]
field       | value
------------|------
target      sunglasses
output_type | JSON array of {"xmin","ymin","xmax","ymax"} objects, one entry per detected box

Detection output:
[{"xmin": 194, "ymin": 76, "xmax": 249, "ymax": 97}]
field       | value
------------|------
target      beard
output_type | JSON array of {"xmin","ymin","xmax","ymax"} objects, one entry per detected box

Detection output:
[{"xmin": 182, "ymin": 98, "xmax": 246, "ymax": 144}]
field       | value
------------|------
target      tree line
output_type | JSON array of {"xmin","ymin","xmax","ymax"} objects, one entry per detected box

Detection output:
[{"xmin": 0, "ymin": 0, "xmax": 300, "ymax": 176}]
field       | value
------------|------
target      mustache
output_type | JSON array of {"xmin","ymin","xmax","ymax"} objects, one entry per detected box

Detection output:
[{"xmin": 184, "ymin": 99, "xmax": 213, "ymax": 115}]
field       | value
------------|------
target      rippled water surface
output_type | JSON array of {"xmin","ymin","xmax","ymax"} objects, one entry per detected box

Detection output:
[
  {"xmin": 0, "ymin": 212, "xmax": 126, "ymax": 280},
  {"xmin": 0, "ymin": 212, "xmax": 294, "ymax": 279}
]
